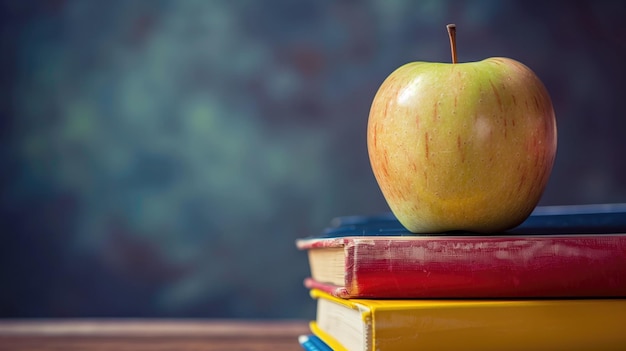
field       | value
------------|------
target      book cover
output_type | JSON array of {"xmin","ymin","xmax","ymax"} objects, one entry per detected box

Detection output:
[
  {"xmin": 309, "ymin": 288, "xmax": 626, "ymax": 351},
  {"xmin": 298, "ymin": 334, "xmax": 333, "ymax": 351},
  {"xmin": 297, "ymin": 203, "xmax": 626, "ymax": 298},
  {"xmin": 322, "ymin": 203, "xmax": 626, "ymax": 237}
]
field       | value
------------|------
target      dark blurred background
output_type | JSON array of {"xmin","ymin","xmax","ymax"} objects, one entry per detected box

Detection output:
[{"xmin": 1, "ymin": 0, "xmax": 625, "ymax": 319}]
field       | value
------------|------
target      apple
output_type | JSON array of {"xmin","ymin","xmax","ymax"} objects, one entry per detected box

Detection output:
[{"xmin": 367, "ymin": 24, "xmax": 557, "ymax": 233}]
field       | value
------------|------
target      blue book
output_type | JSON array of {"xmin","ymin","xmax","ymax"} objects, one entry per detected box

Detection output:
[
  {"xmin": 322, "ymin": 203, "xmax": 626, "ymax": 237},
  {"xmin": 298, "ymin": 334, "xmax": 333, "ymax": 351}
]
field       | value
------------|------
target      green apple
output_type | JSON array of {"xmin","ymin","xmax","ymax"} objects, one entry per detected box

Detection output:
[{"xmin": 367, "ymin": 25, "xmax": 557, "ymax": 233}]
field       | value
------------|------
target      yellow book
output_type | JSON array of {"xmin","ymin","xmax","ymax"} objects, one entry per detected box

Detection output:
[{"xmin": 309, "ymin": 289, "xmax": 626, "ymax": 351}]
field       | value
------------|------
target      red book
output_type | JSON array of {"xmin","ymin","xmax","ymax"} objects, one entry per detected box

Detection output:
[{"xmin": 296, "ymin": 204, "xmax": 626, "ymax": 298}]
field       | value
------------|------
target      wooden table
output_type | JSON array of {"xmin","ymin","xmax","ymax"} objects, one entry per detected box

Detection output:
[{"xmin": 0, "ymin": 319, "xmax": 310, "ymax": 351}]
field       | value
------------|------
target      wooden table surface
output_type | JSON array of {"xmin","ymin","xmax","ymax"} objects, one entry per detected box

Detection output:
[{"xmin": 0, "ymin": 319, "xmax": 311, "ymax": 351}]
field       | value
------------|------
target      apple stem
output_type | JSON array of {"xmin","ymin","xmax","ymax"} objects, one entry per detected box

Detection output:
[{"xmin": 447, "ymin": 24, "xmax": 458, "ymax": 64}]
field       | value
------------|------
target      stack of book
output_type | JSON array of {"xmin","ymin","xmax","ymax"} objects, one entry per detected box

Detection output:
[{"xmin": 295, "ymin": 203, "xmax": 626, "ymax": 351}]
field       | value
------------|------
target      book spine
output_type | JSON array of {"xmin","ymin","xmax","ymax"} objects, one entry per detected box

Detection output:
[{"xmin": 343, "ymin": 236, "xmax": 626, "ymax": 298}]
